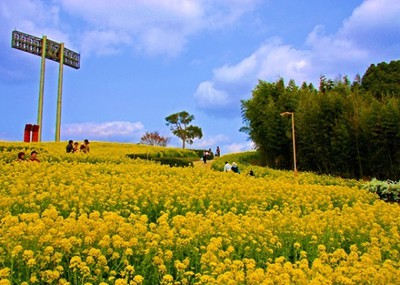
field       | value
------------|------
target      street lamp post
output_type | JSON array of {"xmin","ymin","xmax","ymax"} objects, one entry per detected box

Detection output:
[{"xmin": 280, "ymin": 111, "xmax": 298, "ymax": 177}]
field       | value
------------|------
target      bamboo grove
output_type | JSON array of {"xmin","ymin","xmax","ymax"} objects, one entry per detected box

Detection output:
[{"xmin": 241, "ymin": 61, "xmax": 400, "ymax": 180}]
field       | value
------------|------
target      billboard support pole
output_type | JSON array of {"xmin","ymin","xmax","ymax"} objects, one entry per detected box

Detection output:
[
  {"xmin": 37, "ymin": 35, "xmax": 47, "ymax": 142},
  {"xmin": 55, "ymin": 43, "xmax": 64, "ymax": 142}
]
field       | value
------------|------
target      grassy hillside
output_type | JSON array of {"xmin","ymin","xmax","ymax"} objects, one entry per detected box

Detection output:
[
  {"xmin": 0, "ymin": 142, "xmax": 399, "ymax": 284},
  {"xmin": 211, "ymin": 151, "xmax": 362, "ymax": 188}
]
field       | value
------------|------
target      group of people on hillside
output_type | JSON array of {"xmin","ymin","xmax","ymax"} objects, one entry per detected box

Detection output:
[
  {"xmin": 224, "ymin": 161, "xmax": 255, "ymax": 176},
  {"xmin": 66, "ymin": 139, "xmax": 90, "ymax": 153},
  {"xmin": 14, "ymin": 139, "xmax": 90, "ymax": 162},
  {"xmin": 202, "ymin": 146, "xmax": 221, "ymax": 164},
  {"xmin": 16, "ymin": 151, "xmax": 40, "ymax": 162},
  {"xmin": 224, "ymin": 161, "xmax": 240, "ymax": 173}
]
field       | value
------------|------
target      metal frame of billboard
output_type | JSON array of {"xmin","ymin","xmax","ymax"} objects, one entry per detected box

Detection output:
[{"xmin": 11, "ymin": 30, "xmax": 80, "ymax": 69}]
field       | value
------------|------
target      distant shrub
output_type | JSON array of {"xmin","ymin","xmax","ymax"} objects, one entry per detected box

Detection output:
[
  {"xmin": 140, "ymin": 131, "xmax": 171, "ymax": 146},
  {"xmin": 155, "ymin": 157, "xmax": 194, "ymax": 167},
  {"xmin": 127, "ymin": 148, "xmax": 197, "ymax": 167},
  {"xmin": 363, "ymin": 178, "xmax": 400, "ymax": 202}
]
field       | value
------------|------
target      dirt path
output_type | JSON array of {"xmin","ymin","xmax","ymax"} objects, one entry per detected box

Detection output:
[{"xmin": 193, "ymin": 160, "xmax": 213, "ymax": 169}]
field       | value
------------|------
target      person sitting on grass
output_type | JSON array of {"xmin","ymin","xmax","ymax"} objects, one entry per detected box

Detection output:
[
  {"xmin": 73, "ymin": 142, "xmax": 79, "ymax": 153},
  {"xmin": 29, "ymin": 151, "xmax": 40, "ymax": 162},
  {"xmin": 16, "ymin": 152, "xmax": 25, "ymax": 162},
  {"xmin": 231, "ymin": 162, "xmax": 240, "ymax": 174},
  {"xmin": 66, "ymin": 140, "xmax": 74, "ymax": 153},
  {"xmin": 80, "ymin": 139, "xmax": 90, "ymax": 153},
  {"xmin": 224, "ymin": 161, "xmax": 231, "ymax": 172}
]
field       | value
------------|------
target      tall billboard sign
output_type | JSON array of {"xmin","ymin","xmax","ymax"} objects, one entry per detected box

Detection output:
[{"xmin": 11, "ymin": 30, "xmax": 80, "ymax": 142}]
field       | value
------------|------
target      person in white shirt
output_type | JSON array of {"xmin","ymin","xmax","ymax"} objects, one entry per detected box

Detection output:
[{"xmin": 224, "ymin": 161, "xmax": 232, "ymax": 172}]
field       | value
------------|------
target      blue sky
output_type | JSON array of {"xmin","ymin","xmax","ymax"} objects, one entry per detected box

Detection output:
[{"xmin": 1, "ymin": 0, "xmax": 399, "ymax": 153}]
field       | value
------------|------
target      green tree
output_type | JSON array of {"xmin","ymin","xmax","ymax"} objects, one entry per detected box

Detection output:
[
  {"xmin": 361, "ymin": 60, "xmax": 400, "ymax": 98},
  {"xmin": 165, "ymin": 111, "xmax": 203, "ymax": 149},
  {"xmin": 241, "ymin": 79, "xmax": 294, "ymax": 168}
]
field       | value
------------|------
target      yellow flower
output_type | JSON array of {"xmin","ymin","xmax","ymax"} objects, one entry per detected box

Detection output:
[{"xmin": 132, "ymin": 275, "xmax": 144, "ymax": 284}]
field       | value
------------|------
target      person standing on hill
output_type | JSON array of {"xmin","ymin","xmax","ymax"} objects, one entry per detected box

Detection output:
[
  {"xmin": 203, "ymin": 150, "xmax": 208, "ymax": 164},
  {"xmin": 216, "ymin": 146, "xmax": 221, "ymax": 157},
  {"xmin": 66, "ymin": 140, "xmax": 74, "ymax": 153}
]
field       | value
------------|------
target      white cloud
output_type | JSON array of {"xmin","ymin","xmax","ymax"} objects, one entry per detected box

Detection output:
[
  {"xmin": 57, "ymin": 0, "xmax": 260, "ymax": 56},
  {"xmin": 194, "ymin": 81, "xmax": 231, "ymax": 107},
  {"xmin": 193, "ymin": 134, "xmax": 230, "ymax": 149},
  {"xmin": 194, "ymin": 40, "xmax": 312, "ymax": 112},
  {"xmin": 0, "ymin": 0, "xmax": 77, "ymax": 81},
  {"xmin": 79, "ymin": 30, "xmax": 132, "ymax": 56},
  {"xmin": 0, "ymin": 0, "xmax": 73, "ymax": 48},
  {"xmin": 190, "ymin": 134, "xmax": 254, "ymax": 154},
  {"xmin": 223, "ymin": 141, "xmax": 255, "ymax": 154},
  {"xmin": 1, "ymin": 0, "xmax": 261, "ymax": 57},
  {"xmin": 62, "ymin": 121, "xmax": 144, "ymax": 140},
  {"xmin": 194, "ymin": 0, "xmax": 400, "ymax": 115}
]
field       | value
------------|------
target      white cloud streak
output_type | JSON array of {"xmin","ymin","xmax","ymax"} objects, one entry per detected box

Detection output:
[
  {"xmin": 191, "ymin": 133, "xmax": 254, "ymax": 154},
  {"xmin": 193, "ymin": 134, "xmax": 230, "ymax": 149},
  {"xmin": 224, "ymin": 141, "xmax": 255, "ymax": 154},
  {"xmin": 62, "ymin": 121, "xmax": 144, "ymax": 140}
]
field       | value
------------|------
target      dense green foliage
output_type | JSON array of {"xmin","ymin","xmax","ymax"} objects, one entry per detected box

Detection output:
[
  {"xmin": 241, "ymin": 61, "xmax": 400, "ymax": 179},
  {"xmin": 362, "ymin": 60, "xmax": 400, "ymax": 98}
]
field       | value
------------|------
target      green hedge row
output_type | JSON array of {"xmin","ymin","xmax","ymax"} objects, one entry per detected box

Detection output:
[{"xmin": 126, "ymin": 153, "xmax": 195, "ymax": 167}]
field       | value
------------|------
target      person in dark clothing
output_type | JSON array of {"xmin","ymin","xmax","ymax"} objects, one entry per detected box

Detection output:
[
  {"xmin": 203, "ymin": 150, "xmax": 207, "ymax": 164},
  {"xmin": 66, "ymin": 140, "xmax": 74, "ymax": 153},
  {"xmin": 231, "ymin": 162, "xmax": 240, "ymax": 174}
]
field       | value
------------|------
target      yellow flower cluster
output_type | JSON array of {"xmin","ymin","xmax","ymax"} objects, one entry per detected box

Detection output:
[{"xmin": 0, "ymin": 142, "xmax": 399, "ymax": 284}]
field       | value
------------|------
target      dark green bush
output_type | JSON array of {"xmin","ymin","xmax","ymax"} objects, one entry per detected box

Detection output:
[
  {"xmin": 127, "ymin": 153, "xmax": 196, "ymax": 167},
  {"xmin": 154, "ymin": 157, "xmax": 194, "ymax": 167}
]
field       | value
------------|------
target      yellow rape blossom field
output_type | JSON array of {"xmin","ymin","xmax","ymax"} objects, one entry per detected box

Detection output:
[{"xmin": 0, "ymin": 142, "xmax": 400, "ymax": 285}]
